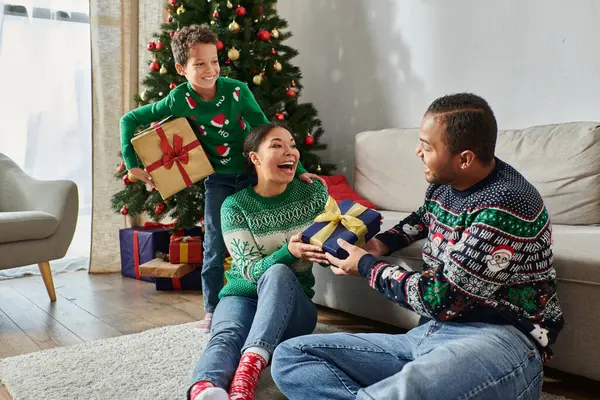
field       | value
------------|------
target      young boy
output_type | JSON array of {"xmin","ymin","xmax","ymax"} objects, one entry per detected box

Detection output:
[{"xmin": 120, "ymin": 25, "xmax": 323, "ymax": 332}]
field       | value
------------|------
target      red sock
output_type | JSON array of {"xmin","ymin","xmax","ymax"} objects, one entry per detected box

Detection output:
[
  {"xmin": 228, "ymin": 352, "xmax": 268, "ymax": 400},
  {"xmin": 189, "ymin": 381, "xmax": 215, "ymax": 400}
]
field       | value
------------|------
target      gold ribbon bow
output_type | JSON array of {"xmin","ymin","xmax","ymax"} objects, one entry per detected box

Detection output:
[{"xmin": 310, "ymin": 197, "xmax": 369, "ymax": 248}]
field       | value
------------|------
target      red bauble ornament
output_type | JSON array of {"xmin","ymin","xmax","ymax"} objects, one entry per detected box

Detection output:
[
  {"xmin": 236, "ymin": 6, "xmax": 246, "ymax": 16},
  {"xmin": 168, "ymin": 16, "xmax": 173, "ymax": 23},
  {"xmin": 275, "ymin": 112, "xmax": 285, "ymax": 120},
  {"xmin": 116, "ymin": 162, "xmax": 125, "ymax": 173},
  {"xmin": 149, "ymin": 61, "xmax": 160, "ymax": 72},
  {"xmin": 147, "ymin": 41, "xmax": 155, "ymax": 51},
  {"xmin": 120, "ymin": 206, "xmax": 129, "ymax": 215},
  {"xmin": 122, "ymin": 175, "xmax": 132, "ymax": 185},
  {"xmin": 169, "ymin": 82, "xmax": 177, "ymax": 90},
  {"xmin": 213, "ymin": 11, "xmax": 219, "ymax": 18},
  {"xmin": 169, "ymin": 0, "xmax": 176, "ymax": 5},
  {"xmin": 270, "ymin": 48, "xmax": 276, "ymax": 55},
  {"xmin": 257, "ymin": 30, "xmax": 271, "ymax": 41},
  {"xmin": 169, "ymin": 31, "xmax": 175, "ymax": 37},
  {"xmin": 304, "ymin": 135, "xmax": 315, "ymax": 146},
  {"xmin": 225, "ymin": 59, "xmax": 231, "ymax": 65},
  {"xmin": 155, "ymin": 41, "xmax": 164, "ymax": 51},
  {"xmin": 291, "ymin": 80, "xmax": 296, "ymax": 87},
  {"xmin": 217, "ymin": 41, "xmax": 224, "ymax": 51},
  {"xmin": 155, "ymin": 203, "xmax": 165, "ymax": 215},
  {"xmin": 286, "ymin": 88, "xmax": 297, "ymax": 98},
  {"xmin": 258, "ymin": 5, "xmax": 263, "ymax": 15}
]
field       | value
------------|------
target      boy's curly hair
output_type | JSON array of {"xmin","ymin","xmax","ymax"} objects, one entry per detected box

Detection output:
[{"xmin": 171, "ymin": 25, "xmax": 218, "ymax": 66}]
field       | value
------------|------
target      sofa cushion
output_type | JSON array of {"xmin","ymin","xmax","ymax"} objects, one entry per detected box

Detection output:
[
  {"xmin": 322, "ymin": 174, "xmax": 378, "ymax": 209},
  {"xmin": 354, "ymin": 128, "xmax": 427, "ymax": 213},
  {"xmin": 552, "ymin": 224, "xmax": 600, "ymax": 285},
  {"xmin": 0, "ymin": 211, "xmax": 58, "ymax": 244},
  {"xmin": 496, "ymin": 122, "xmax": 600, "ymax": 225}
]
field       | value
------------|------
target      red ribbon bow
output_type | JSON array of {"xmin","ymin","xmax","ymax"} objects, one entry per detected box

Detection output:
[
  {"xmin": 146, "ymin": 124, "xmax": 201, "ymax": 187},
  {"xmin": 161, "ymin": 134, "xmax": 189, "ymax": 169}
]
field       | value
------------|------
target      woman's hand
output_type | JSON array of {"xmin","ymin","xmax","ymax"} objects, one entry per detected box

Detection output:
[
  {"xmin": 288, "ymin": 233, "xmax": 329, "ymax": 263},
  {"xmin": 128, "ymin": 167, "xmax": 155, "ymax": 188}
]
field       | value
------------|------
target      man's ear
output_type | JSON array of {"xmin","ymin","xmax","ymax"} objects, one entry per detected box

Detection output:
[
  {"xmin": 175, "ymin": 63, "xmax": 186, "ymax": 76},
  {"xmin": 459, "ymin": 150, "xmax": 476, "ymax": 170}
]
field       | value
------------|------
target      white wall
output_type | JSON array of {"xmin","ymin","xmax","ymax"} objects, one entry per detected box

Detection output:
[{"xmin": 278, "ymin": 0, "xmax": 600, "ymax": 180}]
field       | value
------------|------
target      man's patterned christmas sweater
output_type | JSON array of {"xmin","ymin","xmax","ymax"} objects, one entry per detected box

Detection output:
[
  {"xmin": 120, "ymin": 77, "xmax": 307, "ymax": 175},
  {"xmin": 358, "ymin": 159, "xmax": 564, "ymax": 359},
  {"xmin": 219, "ymin": 179, "xmax": 329, "ymax": 299}
]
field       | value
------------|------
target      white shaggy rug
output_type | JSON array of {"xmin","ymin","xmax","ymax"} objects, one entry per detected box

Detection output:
[{"xmin": 0, "ymin": 322, "xmax": 571, "ymax": 400}]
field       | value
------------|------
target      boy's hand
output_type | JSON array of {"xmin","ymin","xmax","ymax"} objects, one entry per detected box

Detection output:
[
  {"xmin": 299, "ymin": 172, "xmax": 327, "ymax": 188},
  {"xmin": 128, "ymin": 167, "xmax": 155, "ymax": 188}
]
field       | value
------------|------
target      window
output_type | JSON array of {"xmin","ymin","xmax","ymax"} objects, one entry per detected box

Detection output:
[{"xmin": 0, "ymin": 0, "xmax": 91, "ymax": 277}]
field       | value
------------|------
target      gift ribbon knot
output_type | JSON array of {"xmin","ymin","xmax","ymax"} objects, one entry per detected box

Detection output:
[{"xmin": 310, "ymin": 197, "xmax": 368, "ymax": 248}]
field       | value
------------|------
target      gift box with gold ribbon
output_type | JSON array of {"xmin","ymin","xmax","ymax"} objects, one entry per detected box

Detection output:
[
  {"xmin": 301, "ymin": 197, "xmax": 382, "ymax": 259},
  {"xmin": 131, "ymin": 117, "xmax": 214, "ymax": 200},
  {"xmin": 169, "ymin": 236, "xmax": 203, "ymax": 264}
]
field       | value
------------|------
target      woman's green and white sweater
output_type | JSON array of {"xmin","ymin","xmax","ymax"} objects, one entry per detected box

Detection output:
[{"xmin": 219, "ymin": 180, "xmax": 329, "ymax": 299}]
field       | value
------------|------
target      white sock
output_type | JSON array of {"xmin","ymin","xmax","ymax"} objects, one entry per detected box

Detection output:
[
  {"xmin": 196, "ymin": 387, "xmax": 228, "ymax": 400},
  {"xmin": 243, "ymin": 346, "xmax": 271, "ymax": 364}
]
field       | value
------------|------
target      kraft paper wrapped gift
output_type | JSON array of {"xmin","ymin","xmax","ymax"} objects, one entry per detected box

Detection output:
[
  {"xmin": 138, "ymin": 258, "xmax": 202, "ymax": 291},
  {"xmin": 301, "ymin": 197, "xmax": 381, "ymax": 260},
  {"xmin": 131, "ymin": 117, "xmax": 214, "ymax": 199}
]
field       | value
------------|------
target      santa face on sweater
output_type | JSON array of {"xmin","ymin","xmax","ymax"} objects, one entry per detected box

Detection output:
[{"xmin": 485, "ymin": 245, "xmax": 514, "ymax": 272}]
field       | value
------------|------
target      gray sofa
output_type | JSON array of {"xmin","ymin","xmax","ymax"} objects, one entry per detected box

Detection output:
[
  {"xmin": 0, "ymin": 152, "xmax": 79, "ymax": 301},
  {"xmin": 312, "ymin": 122, "xmax": 600, "ymax": 382}
]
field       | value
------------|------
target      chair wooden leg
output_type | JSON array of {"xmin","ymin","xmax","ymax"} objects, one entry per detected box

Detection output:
[{"xmin": 37, "ymin": 261, "xmax": 56, "ymax": 302}]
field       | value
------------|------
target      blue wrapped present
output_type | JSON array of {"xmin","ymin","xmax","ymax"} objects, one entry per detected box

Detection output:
[
  {"xmin": 119, "ymin": 225, "xmax": 203, "ymax": 282},
  {"xmin": 119, "ymin": 227, "xmax": 170, "ymax": 282},
  {"xmin": 156, "ymin": 269, "xmax": 202, "ymax": 291},
  {"xmin": 302, "ymin": 197, "xmax": 381, "ymax": 260}
]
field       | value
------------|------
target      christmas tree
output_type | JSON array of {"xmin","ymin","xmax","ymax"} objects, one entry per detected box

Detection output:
[{"xmin": 111, "ymin": 0, "xmax": 335, "ymax": 228}]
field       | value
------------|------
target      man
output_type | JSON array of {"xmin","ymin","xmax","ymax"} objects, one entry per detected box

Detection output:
[{"xmin": 271, "ymin": 93, "xmax": 564, "ymax": 400}]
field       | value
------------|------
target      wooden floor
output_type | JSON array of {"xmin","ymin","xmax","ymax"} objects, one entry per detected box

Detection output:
[{"xmin": 0, "ymin": 271, "xmax": 598, "ymax": 400}]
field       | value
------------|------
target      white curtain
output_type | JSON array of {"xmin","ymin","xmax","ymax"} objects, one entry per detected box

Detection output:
[{"xmin": 0, "ymin": 0, "xmax": 91, "ymax": 278}]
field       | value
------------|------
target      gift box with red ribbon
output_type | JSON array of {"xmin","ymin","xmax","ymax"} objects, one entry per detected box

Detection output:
[
  {"xmin": 138, "ymin": 258, "xmax": 202, "ymax": 291},
  {"xmin": 119, "ymin": 223, "xmax": 173, "ymax": 282},
  {"xmin": 131, "ymin": 117, "xmax": 214, "ymax": 199},
  {"xmin": 169, "ymin": 236, "xmax": 203, "ymax": 264}
]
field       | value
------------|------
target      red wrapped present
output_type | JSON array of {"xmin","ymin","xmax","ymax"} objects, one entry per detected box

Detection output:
[{"xmin": 169, "ymin": 236, "xmax": 203, "ymax": 264}]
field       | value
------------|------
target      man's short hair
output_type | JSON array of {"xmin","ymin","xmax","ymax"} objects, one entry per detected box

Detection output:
[{"xmin": 426, "ymin": 93, "xmax": 498, "ymax": 165}]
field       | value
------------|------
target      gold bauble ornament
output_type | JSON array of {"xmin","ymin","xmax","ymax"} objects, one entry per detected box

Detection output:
[
  {"xmin": 273, "ymin": 61, "xmax": 282, "ymax": 72},
  {"xmin": 140, "ymin": 90, "xmax": 148, "ymax": 101},
  {"xmin": 228, "ymin": 47, "xmax": 240, "ymax": 61},
  {"xmin": 159, "ymin": 66, "xmax": 168, "ymax": 75},
  {"xmin": 316, "ymin": 165, "xmax": 322, "ymax": 173},
  {"xmin": 176, "ymin": 5, "xmax": 185, "ymax": 14},
  {"xmin": 226, "ymin": 0, "xmax": 233, "ymax": 8},
  {"xmin": 127, "ymin": 171, "xmax": 139, "ymax": 182},
  {"xmin": 252, "ymin": 74, "xmax": 263, "ymax": 85},
  {"xmin": 229, "ymin": 21, "xmax": 240, "ymax": 33},
  {"xmin": 271, "ymin": 28, "xmax": 280, "ymax": 39}
]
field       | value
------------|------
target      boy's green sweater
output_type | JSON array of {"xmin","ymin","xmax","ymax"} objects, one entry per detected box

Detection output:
[{"xmin": 120, "ymin": 77, "xmax": 307, "ymax": 175}]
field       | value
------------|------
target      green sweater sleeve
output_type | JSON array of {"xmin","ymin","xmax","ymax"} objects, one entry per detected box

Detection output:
[
  {"xmin": 120, "ymin": 96, "xmax": 173, "ymax": 169},
  {"xmin": 221, "ymin": 199, "xmax": 298, "ymax": 284}
]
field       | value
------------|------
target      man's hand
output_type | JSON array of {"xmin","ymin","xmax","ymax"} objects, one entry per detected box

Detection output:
[
  {"xmin": 299, "ymin": 172, "xmax": 327, "ymax": 188},
  {"xmin": 128, "ymin": 167, "xmax": 155, "ymax": 188},
  {"xmin": 362, "ymin": 238, "xmax": 389, "ymax": 257},
  {"xmin": 325, "ymin": 239, "xmax": 368, "ymax": 276}
]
